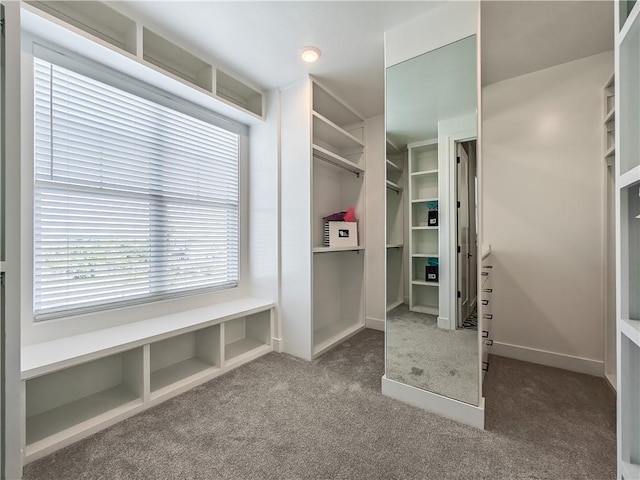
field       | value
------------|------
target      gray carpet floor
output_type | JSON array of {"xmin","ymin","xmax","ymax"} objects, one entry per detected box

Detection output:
[
  {"xmin": 23, "ymin": 329, "xmax": 616, "ymax": 480},
  {"xmin": 386, "ymin": 305, "xmax": 478, "ymax": 405}
]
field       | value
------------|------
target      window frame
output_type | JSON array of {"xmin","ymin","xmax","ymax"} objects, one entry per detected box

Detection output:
[{"xmin": 23, "ymin": 36, "xmax": 250, "ymax": 325}]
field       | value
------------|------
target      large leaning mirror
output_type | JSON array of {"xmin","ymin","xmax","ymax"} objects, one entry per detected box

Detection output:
[{"xmin": 385, "ymin": 35, "xmax": 480, "ymax": 405}]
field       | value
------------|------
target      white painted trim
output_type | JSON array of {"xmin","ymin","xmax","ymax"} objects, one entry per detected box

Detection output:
[
  {"xmin": 272, "ymin": 337, "xmax": 282, "ymax": 353},
  {"xmin": 491, "ymin": 341, "xmax": 604, "ymax": 377},
  {"xmin": 437, "ymin": 316, "xmax": 450, "ymax": 330},
  {"xmin": 365, "ymin": 316, "xmax": 384, "ymax": 331},
  {"xmin": 382, "ymin": 375, "xmax": 484, "ymax": 429}
]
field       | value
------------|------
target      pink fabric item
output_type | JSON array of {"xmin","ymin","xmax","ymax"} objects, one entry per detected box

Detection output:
[{"xmin": 344, "ymin": 206, "xmax": 356, "ymax": 222}]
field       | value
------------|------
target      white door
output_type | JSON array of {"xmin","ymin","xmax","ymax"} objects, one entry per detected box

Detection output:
[{"xmin": 456, "ymin": 143, "xmax": 470, "ymax": 326}]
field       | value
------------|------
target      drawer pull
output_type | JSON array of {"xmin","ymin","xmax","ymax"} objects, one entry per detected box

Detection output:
[
  {"xmin": 483, "ymin": 314, "xmax": 493, "ymax": 319},
  {"xmin": 482, "ymin": 299, "xmax": 489, "ymax": 306},
  {"xmin": 482, "ymin": 330, "xmax": 489, "ymax": 338},
  {"xmin": 483, "ymin": 288, "xmax": 493, "ymax": 293},
  {"xmin": 485, "ymin": 339, "xmax": 494, "ymax": 346}
]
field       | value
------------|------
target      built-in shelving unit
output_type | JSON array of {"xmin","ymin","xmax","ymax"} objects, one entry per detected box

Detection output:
[
  {"xmin": 386, "ymin": 144, "xmax": 406, "ymax": 312},
  {"xmin": 408, "ymin": 140, "xmax": 439, "ymax": 316},
  {"xmin": 616, "ymin": 2, "xmax": 640, "ymax": 477},
  {"xmin": 22, "ymin": 298, "xmax": 275, "ymax": 463},
  {"xmin": 281, "ymin": 77, "xmax": 366, "ymax": 360},
  {"xmin": 22, "ymin": 1, "xmax": 265, "ymax": 119}
]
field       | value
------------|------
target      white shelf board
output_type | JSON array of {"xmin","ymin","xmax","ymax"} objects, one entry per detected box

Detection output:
[
  {"xmin": 26, "ymin": 385, "xmax": 140, "ymax": 446},
  {"xmin": 604, "ymin": 145, "xmax": 616, "ymax": 160},
  {"xmin": 412, "ymin": 280, "xmax": 439, "ymax": 287},
  {"xmin": 313, "ymin": 144, "xmax": 364, "ymax": 175},
  {"xmin": 386, "ymin": 299, "xmax": 404, "ymax": 312},
  {"xmin": 386, "ymin": 243, "xmax": 404, "ymax": 249},
  {"xmin": 619, "ymin": 0, "xmax": 640, "ymax": 46},
  {"xmin": 620, "ymin": 164, "xmax": 640, "ymax": 188},
  {"xmin": 412, "ymin": 253, "xmax": 438, "ymax": 258},
  {"xmin": 411, "ymin": 226, "xmax": 438, "ymax": 230},
  {"xmin": 411, "ymin": 304, "xmax": 439, "ymax": 315},
  {"xmin": 386, "ymin": 180, "xmax": 403, "ymax": 192},
  {"xmin": 225, "ymin": 338, "xmax": 266, "ymax": 362},
  {"xmin": 481, "ymin": 245, "xmax": 492, "ymax": 260},
  {"xmin": 621, "ymin": 317, "xmax": 640, "ymax": 348},
  {"xmin": 313, "ymin": 321, "xmax": 364, "ymax": 357},
  {"xmin": 411, "ymin": 169, "xmax": 438, "ymax": 177},
  {"xmin": 312, "ymin": 112, "xmax": 365, "ymax": 150},
  {"xmin": 313, "ymin": 246, "xmax": 365, "ymax": 254},
  {"xmin": 604, "ymin": 107, "xmax": 615, "ymax": 124},
  {"xmin": 22, "ymin": 297, "xmax": 275, "ymax": 379},
  {"xmin": 386, "ymin": 159, "xmax": 403, "ymax": 172},
  {"xmin": 411, "ymin": 197, "xmax": 438, "ymax": 203},
  {"xmin": 150, "ymin": 357, "xmax": 217, "ymax": 393}
]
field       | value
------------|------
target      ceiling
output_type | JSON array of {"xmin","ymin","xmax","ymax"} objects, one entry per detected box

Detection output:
[
  {"xmin": 386, "ymin": 35, "xmax": 477, "ymax": 147},
  {"xmin": 481, "ymin": 1, "xmax": 614, "ymax": 86},
  {"xmin": 114, "ymin": 1, "xmax": 439, "ymax": 119}
]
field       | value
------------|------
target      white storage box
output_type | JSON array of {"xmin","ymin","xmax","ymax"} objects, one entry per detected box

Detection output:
[{"xmin": 327, "ymin": 221, "xmax": 358, "ymax": 248}]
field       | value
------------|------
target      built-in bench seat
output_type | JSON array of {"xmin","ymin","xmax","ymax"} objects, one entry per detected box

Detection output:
[{"xmin": 21, "ymin": 297, "xmax": 276, "ymax": 463}]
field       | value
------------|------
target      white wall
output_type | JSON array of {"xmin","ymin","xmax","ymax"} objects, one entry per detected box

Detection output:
[
  {"xmin": 365, "ymin": 114, "xmax": 385, "ymax": 330},
  {"xmin": 384, "ymin": 1, "xmax": 478, "ymax": 69},
  {"xmin": 482, "ymin": 51, "xmax": 613, "ymax": 375}
]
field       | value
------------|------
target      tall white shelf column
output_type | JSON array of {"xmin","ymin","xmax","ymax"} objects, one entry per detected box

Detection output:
[
  {"xmin": 407, "ymin": 140, "xmax": 440, "ymax": 317},
  {"xmin": 615, "ymin": 1, "xmax": 640, "ymax": 478},
  {"xmin": 280, "ymin": 77, "xmax": 367, "ymax": 360}
]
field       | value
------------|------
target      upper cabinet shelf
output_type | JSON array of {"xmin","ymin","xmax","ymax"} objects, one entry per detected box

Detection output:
[
  {"xmin": 313, "ymin": 112, "xmax": 365, "ymax": 150},
  {"xmin": 23, "ymin": 1, "xmax": 265, "ymax": 120},
  {"xmin": 26, "ymin": 1, "xmax": 137, "ymax": 55},
  {"xmin": 387, "ymin": 159, "xmax": 403, "ymax": 172},
  {"xmin": 313, "ymin": 144, "xmax": 364, "ymax": 175}
]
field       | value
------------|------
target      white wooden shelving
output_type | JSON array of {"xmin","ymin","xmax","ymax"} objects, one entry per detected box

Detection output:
[
  {"xmin": 386, "ymin": 144, "xmax": 406, "ymax": 312},
  {"xmin": 280, "ymin": 77, "xmax": 366, "ymax": 360},
  {"xmin": 616, "ymin": 2, "xmax": 640, "ymax": 476},
  {"xmin": 22, "ymin": 298, "xmax": 275, "ymax": 463},
  {"xmin": 22, "ymin": 1, "xmax": 265, "ymax": 120},
  {"xmin": 408, "ymin": 140, "xmax": 440, "ymax": 316}
]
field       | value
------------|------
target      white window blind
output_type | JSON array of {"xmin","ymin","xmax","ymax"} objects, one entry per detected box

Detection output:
[{"xmin": 34, "ymin": 56, "xmax": 240, "ymax": 320}]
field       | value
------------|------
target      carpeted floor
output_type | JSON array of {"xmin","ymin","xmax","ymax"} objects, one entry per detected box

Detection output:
[
  {"xmin": 386, "ymin": 304, "xmax": 478, "ymax": 405},
  {"xmin": 23, "ymin": 329, "xmax": 616, "ymax": 480}
]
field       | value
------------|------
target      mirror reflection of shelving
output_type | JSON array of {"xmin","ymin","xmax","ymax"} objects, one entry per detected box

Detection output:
[
  {"xmin": 408, "ymin": 140, "xmax": 439, "ymax": 316},
  {"xmin": 617, "ymin": 2, "xmax": 640, "ymax": 476},
  {"xmin": 386, "ymin": 144, "xmax": 406, "ymax": 312}
]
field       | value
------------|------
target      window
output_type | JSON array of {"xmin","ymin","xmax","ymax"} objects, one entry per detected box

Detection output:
[{"xmin": 34, "ymin": 54, "xmax": 240, "ymax": 320}]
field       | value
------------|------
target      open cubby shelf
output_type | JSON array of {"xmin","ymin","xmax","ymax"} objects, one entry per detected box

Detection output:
[
  {"xmin": 24, "ymin": 1, "xmax": 264, "ymax": 119},
  {"xmin": 22, "ymin": 300, "xmax": 274, "ymax": 463}
]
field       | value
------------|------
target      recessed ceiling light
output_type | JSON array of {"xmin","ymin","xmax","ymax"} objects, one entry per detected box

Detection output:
[{"xmin": 301, "ymin": 46, "xmax": 321, "ymax": 64}]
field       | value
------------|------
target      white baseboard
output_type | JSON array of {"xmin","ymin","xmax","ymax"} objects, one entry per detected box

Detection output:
[
  {"xmin": 491, "ymin": 341, "xmax": 604, "ymax": 377},
  {"xmin": 365, "ymin": 317, "xmax": 384, "ymax": 331},
  {"xmin": 382, "ymin": 375, "xmax": 485, "ymax": 429},
  {"xmin": 272, "ymin": 337, "xmax": 282, "ymax": 353},
  {"xmin": 437, "ymin": 316, "xmax": 451, "ymax": 330}
]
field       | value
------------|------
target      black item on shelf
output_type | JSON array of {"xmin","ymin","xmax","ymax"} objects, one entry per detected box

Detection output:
[
  {"xmin": 427, "ymin": 209, "xmax": 438, "ymax": 226},
  {"xmin": 425, "ymin": 265, "xmax": 438, "ymax": 282}
]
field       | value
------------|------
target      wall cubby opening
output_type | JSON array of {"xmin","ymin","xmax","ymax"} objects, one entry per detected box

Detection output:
[
  {"xmin": 25, "ymin": 349, "xmax": 144, "ymax": 448},
  {"xmin": 312, "ymin": 82, "xmax": 362, "ymax": 131},
  {"xmin": 313, "ymin": 251, "xmax": 364, "ymax": 353},
  {"xmin": 411, "ymin": 201, "xmax": 438, "ymax": 228},
  {"xmin": 26, "ymin": 1, "xmax": 138, "ymax": 55},
  {"xmin": 224, "ymin": 311, "xmax": 271, "ymax": 363},
  {"xmin": 411, "ymin": 143, "xmax": 438, "ymax": 172},
  {"xmin": 142, "ymin": 27, "xmax": 213, "ymax": 92},
  {"xmin": 216, "ymin": 69, "xmax": 263, "ymax": 117},
  {"xmin": 411, "ymin": 173, "xmax": 438, "ymax": 199},
  {"xmin": 620, "ymin": 12, "xmax": 640, "ymax": 174},
  {"xmin": 411, "ymin": 256, "xmax": 439, "ymax": 284},
  {"xmin": 313, "ymin": 160, "xmax": 364, "ymax": 249},
  {"xmin": 412, "ymin": 229, "xmax": 438, "ymax": 256},
  {"xmin": 150, "ymin": 326, "xmax": 221, "ymax": 396},
  {"xmin": 411, "ymin": 284, "xmax": 439, "ymax": 315}
]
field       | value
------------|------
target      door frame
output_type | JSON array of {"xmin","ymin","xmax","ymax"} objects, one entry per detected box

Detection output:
[{"xmin": 437, "ymin": 114, "xmax": 477, "ymax": 331}]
